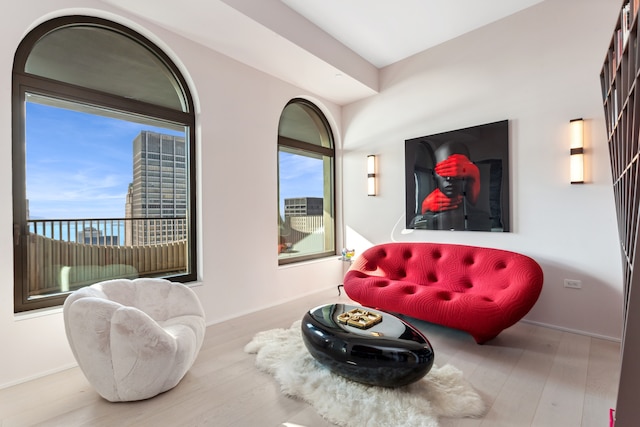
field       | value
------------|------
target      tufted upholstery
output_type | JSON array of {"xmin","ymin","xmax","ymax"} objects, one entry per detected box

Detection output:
[{"xmin": 343, "ymin": 243, "xmax": 543, "ymax": 344}]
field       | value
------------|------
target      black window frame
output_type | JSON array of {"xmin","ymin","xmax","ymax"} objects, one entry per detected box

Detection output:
[
  {"xmin": 12, "ymin": 15, "xmax": 197, "ymax": 312},
  {"xmin": 277, "ymin": 98, "xmax": 336, "ymax": 265}
]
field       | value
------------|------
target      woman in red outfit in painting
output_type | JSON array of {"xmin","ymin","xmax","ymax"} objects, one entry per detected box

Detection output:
[{"xmin": 420, "ymin": 141, "xmax": 480, "ymax": 230}]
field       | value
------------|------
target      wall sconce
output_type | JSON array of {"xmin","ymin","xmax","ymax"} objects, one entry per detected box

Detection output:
[
  {"xmin": 367, "ymin": 154, "xmax": 377, "ymax": 196},
  {"xmin": 570, "ymin": 118, "xmax": 584, "ymax": 184}
]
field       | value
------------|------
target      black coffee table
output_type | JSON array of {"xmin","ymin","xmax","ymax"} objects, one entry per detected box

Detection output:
[{"xmin": 301, "ymin": 303, "xmax": 434, "ymax": 387}]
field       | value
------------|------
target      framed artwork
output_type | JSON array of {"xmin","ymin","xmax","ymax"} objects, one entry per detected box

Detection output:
[{"xmin": 405, "ymin": 120, "xmax": 510, "ymax": 232}]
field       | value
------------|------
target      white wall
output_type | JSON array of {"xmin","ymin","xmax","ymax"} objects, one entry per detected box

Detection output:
[
  {"xmin": 1, "ymin": 0, "xmax": 624, "ymax": 389},
  {"xmin": 0, "ymin": 0, "xmax": 343, "ymax": 388},
  {"xmin": 342, "ymin": 0, "xmax": 624, "ymax": 340}
]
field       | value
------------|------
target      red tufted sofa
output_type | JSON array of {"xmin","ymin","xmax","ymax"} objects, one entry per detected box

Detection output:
[{"xmin": 343, "ymin": 242, "xmax": 544, "ymax": 344}]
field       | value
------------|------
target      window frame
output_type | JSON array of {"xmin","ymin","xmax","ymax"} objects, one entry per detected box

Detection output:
[
  {"xmin": 12, "ymin": 16, "xmax": 197, "ymax": 312},
  {"xmin": 277, "ymin": 98, "xmax": 336, "ymax": 265}
]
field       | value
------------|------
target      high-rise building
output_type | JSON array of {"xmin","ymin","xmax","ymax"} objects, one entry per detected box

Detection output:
[
  {"xmin": 284, "ymin": 197, "xmax": 323, "ymax": 217},
  {"xmin": 77, "ymin": 227, "xmax": 118, "ymax": 245},
  {"xmin": 283, "ymin": 197, "xmax": 323, "ymax": 234},
  {"xmin": 126, "ymin": 131, "xmax": 187, "ymax": 245}
]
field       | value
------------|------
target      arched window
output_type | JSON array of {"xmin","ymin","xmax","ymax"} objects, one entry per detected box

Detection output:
[
  {"xmin": 12, "ymin": 16, "xmax": 197, "ymax": 312},
  {"xmin": 277, "ymin": 99, "xmax": 335, "ymax": 264}
]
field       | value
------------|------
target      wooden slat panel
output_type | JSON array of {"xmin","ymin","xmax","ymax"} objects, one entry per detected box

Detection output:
[{"xmin": 25, "ymin": 234, "xmax": 188, "ymax": 295}]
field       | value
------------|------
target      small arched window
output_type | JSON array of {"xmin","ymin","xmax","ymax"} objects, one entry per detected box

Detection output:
[
  {"xmin": 12, "ymin": 16, "xmax": 197, "ymax": 312},
  {"xmin": 277, "ymin": 99, "xmax": 335, "ymax": 264}
]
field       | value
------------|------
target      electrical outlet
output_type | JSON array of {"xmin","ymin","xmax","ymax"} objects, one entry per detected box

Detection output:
[{"xmin": 564, "ymin": 279, "xmax": 582, "ymax": 289}]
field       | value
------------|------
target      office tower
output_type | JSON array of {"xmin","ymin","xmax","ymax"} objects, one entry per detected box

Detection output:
[
  {"xmin": 127, "ymin": 131, "xmax": 187, "ymax": 245},
  {"xmin": 283, "ymin": 197, "xmax": 323, "ymax": 234},
  {"xmin": 77, "ymin": 227, "xmax": 118, "ymax": 245}
]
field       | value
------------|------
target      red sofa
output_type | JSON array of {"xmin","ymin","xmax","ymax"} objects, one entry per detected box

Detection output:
[{"xmin": 343, "ymin": 242, "xmax": 543, "ymax": 344}]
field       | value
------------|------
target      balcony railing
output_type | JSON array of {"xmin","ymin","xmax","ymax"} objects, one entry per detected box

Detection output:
[{"xmin": 26, "ymin": 217, "xmax": 188, "ymax": 297}]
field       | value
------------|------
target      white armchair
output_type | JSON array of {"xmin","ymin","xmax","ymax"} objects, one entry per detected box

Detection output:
[{"xmin": 63, "ymin": 278, "xmax": 206, "ymax": 402}]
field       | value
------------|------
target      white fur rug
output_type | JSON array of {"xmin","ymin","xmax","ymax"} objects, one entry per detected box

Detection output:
[{"xmin": 244, "ymin": 320, "xmax": 486, "ymax": 427}]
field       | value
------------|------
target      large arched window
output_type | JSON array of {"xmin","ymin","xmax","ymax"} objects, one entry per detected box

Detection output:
[
  {"xmin": 12, "ymin": 16, "xmax": 197, "ymax": 312},
  {"xmin": 278, "ymin": 99, "xmax": 335, "ymax": 264}
]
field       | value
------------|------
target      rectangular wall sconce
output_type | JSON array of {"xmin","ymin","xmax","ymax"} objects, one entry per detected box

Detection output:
[
  {"xmin": 570, "ymin": 118, "xmax": 584, "ymax": 184},
  {"xmin": 367, "ymin": 154, "xmax": 377, "ymax": 196}
]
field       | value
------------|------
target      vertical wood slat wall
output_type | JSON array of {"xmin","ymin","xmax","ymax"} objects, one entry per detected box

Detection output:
[
  {"xmin": 26, "ymin": 233, "xmax": 187, "ymax": 295},
  {"xmin": 601, "ymin": 1, "xmax": 639, "ymax": 329},
  {"xmin": 601, "ymin": 1, "xmax": 640, "ymax": 425}
]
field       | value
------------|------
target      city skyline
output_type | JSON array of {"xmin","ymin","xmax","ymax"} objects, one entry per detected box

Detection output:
[
  {"xmin": 26, "ymin": 102, "xmax": 183, "ymax": 220},
  {"xmin": 26, "ymin": 101, "xmax": 325, "ymax": 223},
  {"xmin": 278, "ymin": 151, "xmax": 324, "ymax": 215}
]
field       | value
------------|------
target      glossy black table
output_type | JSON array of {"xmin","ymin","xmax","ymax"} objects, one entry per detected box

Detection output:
[{"xmin": 301, "ymin": 303, "xmax": 434, "ymax": 387}]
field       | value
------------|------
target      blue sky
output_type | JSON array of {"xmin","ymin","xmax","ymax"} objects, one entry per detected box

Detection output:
[
  {"xmin": 26, "ymin": 102, "xmax": 323, "ymax": 220},
  {"xmin": 278, "ymin": 152, "xmax": 324, "ymax": 214},
  {"xmin": 26, "ymin": 102, "xmax": 182, "ymax": 219}
]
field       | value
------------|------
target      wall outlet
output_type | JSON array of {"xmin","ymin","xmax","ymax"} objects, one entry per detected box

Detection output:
[{"xmin": 564, "ymin": 279, "xmax": 582, "ymax": 289}]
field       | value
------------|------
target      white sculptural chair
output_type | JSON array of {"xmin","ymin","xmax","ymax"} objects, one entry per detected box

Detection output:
[{"xmin": 63, "ymin": 278, "xmax": 206, "ymax": 402}]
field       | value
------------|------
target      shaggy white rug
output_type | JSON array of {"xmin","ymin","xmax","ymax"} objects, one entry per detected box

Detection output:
[{"xmin": 244, "ymin": 320, "xmax": 486, "ymax": 427}]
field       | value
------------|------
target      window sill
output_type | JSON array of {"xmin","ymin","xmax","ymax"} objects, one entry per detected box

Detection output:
[
  {"xmin": 278, "ymin": 255, "xmax": 340, "ymax": 269},
  {"xmin": 14, "ymin": 305, "xmax": 63, "ymax": 321}
]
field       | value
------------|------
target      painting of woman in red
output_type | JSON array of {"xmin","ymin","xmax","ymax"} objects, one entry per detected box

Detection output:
[{"xmin": 405, "ymin": 120, "xmax": 509, "ymax": 232}]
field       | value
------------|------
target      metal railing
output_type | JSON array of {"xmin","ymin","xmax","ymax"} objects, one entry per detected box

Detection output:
[{"xmin": 29, "ymin": 216, "xmax": 188, "ymax": 246}]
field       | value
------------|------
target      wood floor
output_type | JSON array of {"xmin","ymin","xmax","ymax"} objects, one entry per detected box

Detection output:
[{"xmin": 0, "ymin": 288, "xmax": 620, "ymax": 427}]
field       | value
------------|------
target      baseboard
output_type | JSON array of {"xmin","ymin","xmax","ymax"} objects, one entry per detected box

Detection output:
[
  {"xmin": 521, "ymin": 319, "xmax": 621, "ymax": 343},
  {"xmin": 0, "ymin": 362, "xmax": 78, "ymax": 390},
  {"xmin": 205, "ymin": 285, "xmax": 338, "ymax": 327}
]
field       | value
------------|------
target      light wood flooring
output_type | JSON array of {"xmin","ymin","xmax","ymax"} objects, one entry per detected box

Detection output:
[{"xmin": 0, "ymin": 288, "xmax": 620, "ymax": 427}]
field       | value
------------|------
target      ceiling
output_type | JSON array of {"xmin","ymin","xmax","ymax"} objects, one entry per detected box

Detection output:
[
  {"xmin": 280, "ymin": 0, "xmax": 544, "ymax": 68},
  {"xmin": 100, "ymin": 0, "xmax": 544, "ymax": 105}
]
